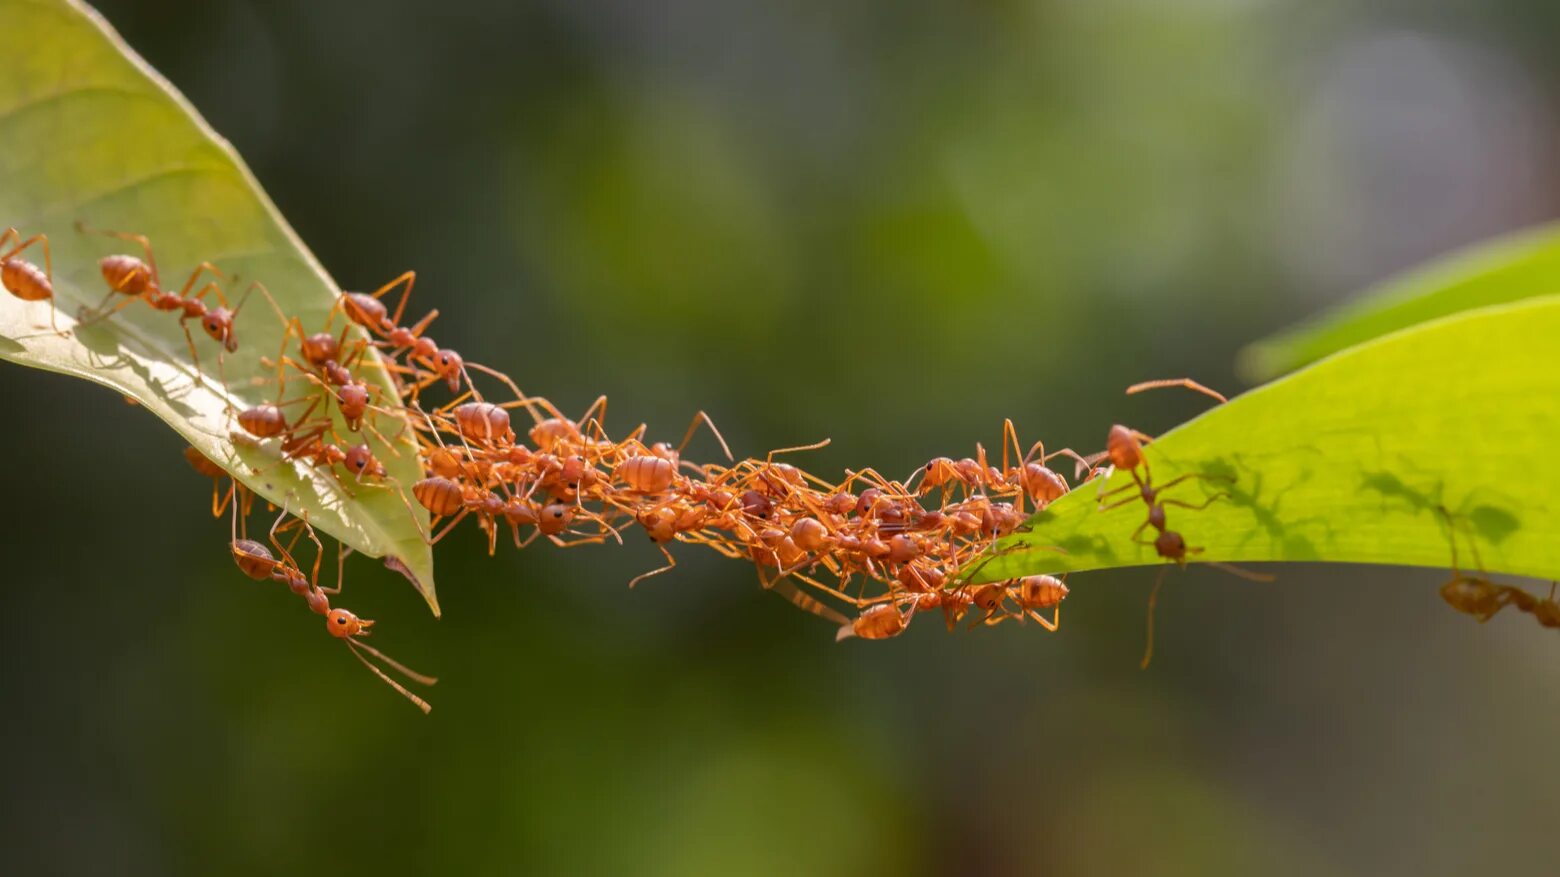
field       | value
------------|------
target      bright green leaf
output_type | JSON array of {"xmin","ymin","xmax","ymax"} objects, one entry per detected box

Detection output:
[
  {"xmin": 0, "ymin": 0, "xmax": 437, "ymax": 612},
  {"xmin": 1239, "ymin": 222, "xmax": 1560, "ymax": 382},
  {"xmin": 975, "ymin": 296, "xmax": 1560, "ymax": 584}
]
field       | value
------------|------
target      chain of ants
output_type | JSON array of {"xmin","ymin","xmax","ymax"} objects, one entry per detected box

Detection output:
[{"xmin": 5, "ymin": 224, "xmax": 1554, "ymax": 712}]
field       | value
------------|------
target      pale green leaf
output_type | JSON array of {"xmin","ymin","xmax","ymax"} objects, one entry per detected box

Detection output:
[
  {"xmin": 0, "ymin": 0, "xmax": 437, "ymax": 612},
  {"xmin": 976, "ymin": 296, "xmax": 1559, "ymax": 584},
  {"xmin": 1240, "ymin": 222, "xmax": 1560, "ymax": 382}
]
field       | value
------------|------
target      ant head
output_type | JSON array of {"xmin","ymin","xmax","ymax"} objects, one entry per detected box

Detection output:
[
  {"xmin": 538, "ymin": 503, "xmax": 572, "ymax": 535},
  {"xmin": 855, "ymin": 488, "xmax": 882, "ymax": 517},
  {"xmin": 326, "ymin": 608, "xmax": 370, "ymax": 639},
  {"xmin": 200, "ymin": 309, "xmax": 236, "ymax": 350},
  {"xmin": 339, "ymin": 383, "xmax": 370, "ymax": 408},
  {"xmin": 344, "ymin": 444, "xmax": 383, "ymax": 478},
  {"xmin": 434, "ymin": 349, "xmax": 464, "ymax": 391},
  {"xmin": 301, "ymin": 332, "xmax": 339, "ymax": 365}
]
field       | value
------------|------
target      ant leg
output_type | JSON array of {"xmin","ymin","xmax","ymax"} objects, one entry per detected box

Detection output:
[
  {"xmin": 1029, "ymin": 605, "xmax": 1060, "ymax": 632},
  {"xmin": 769, "ymin": 578, "xmax": 851, "ymax": 626},
  {"xmin": 1160, "ymin": 494, "xmax": 1230, "ymax": 513},
  {"xmin": 368, "ymin": 271, "xmax": 417, "ymax": 326},
  {"xmin": 212, "ymin": 479, "xmax": 235, "ymax": 519},
  {"xmin": 76, "ymin": 285, "xmax": 144, "ymax": 325},
  {"xmin": 1126, "ymin": 378, "xmax": 1228, "ymax": 404},
  {"xmin": 1153, "ymin": 472, "xmax": 1235, "ymax": 495},
  {"xmin": 291, "ymin": 515, "xmax": 326, "ymax": 591},
  {"xmin": 1002, "ymin": 419, "xmax": 1023, "ymax": 472},
  {"xmin": 430, "ymin": 509, "xmax": 471, "ymax": 545},
  {"xmin": 344, "ymin": 640, "xmax": 433, "ymax": 714},
  {"xmin": 177, "ymin": 313, "xmax": 204, "ymax": 380},
  {"xmin": 1096, "ymin": 480, "xmax": 1142, "ymax": 507},
  {"xmin": 1042, "ymin": 447, "xmax": 1093, "ymax": 476},
  {"xmin": 767, "ymin": 438, "xmax": 831, "ymax": 463},
  {"xmin": 676, "ymin": 410, "xmax": 734, "ymax": 462},
  {"xmin": 628, "ymin": 544, "xmax": 678, "ymax": 588},
  {"xmin": 74, "ymin": 222, "xmax": 158, "ymax": 285},
  {"xmin": 1208, "ymin": 561, "xmax": 1274, "ymax": 583},
  {"xmin": 174, "ymin": 262, "xmax": 226, "ymax": 299},
  {"xmin": 320, "ymin": 541, "xmax": 349, "ymax": 596},
  {"xmin": 347, "ymin": 637, "xmax": 437, "ymax": 686},
  {"xmin": 1141, "ymin": 566, "xmax": 1168, "ymax": 669}
]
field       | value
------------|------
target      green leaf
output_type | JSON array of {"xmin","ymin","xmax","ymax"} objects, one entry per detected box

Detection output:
[
  {"xmin": 1239, "ymin": 222, "xmax": 1560, "ymax": 382},
  {"xmin": 0, "ymin": 0, "xmax": 437, "ymax": 612},
  {"xmin": 974, "ymin": 296, "xmax": 1560, "ymax": 583}
]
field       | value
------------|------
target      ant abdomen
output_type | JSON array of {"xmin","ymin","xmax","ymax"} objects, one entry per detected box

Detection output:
[
  {"xmin": 238, "ymin": 405, "xmax": 289, "ymax": 439},
  {"xmin": 98, "ymin": 254, "xmax": 152, "ymax": 295},
  {"xmin": 2, "ymin": 257, "xmax": 52, "ymax": 302},
  {"xmin": 413, "ymin": 476, "xmax": 464, "ymax": 517}
]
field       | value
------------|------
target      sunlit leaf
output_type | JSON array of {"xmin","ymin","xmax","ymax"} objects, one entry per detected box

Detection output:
[
  {"xmin": 1240, "ymin": 222, "xmax": 1560, "ymax": 382},
  {"xmin": 0, "ymin": 0, "xmax": 436, "ymax": 612},
  {"xmin": 975, "ymin": 296, "xmax": 1559, "ymax": 584}
]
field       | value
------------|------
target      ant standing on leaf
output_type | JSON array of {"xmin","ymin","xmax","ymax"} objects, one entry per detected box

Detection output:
[
  {"xmin": 74, "ymin": 223, "xmax": 256, "ymax": 375},
  {"xmin": 0, "ymin": 227, "xmax": 66, "ymax": 335},
  {"xmin": 1093, "ymin": 378, "xmax": 1271, "ymax": 667}
]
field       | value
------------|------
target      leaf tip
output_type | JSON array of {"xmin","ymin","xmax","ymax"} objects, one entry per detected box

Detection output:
[{"xmin": 385, "ymin": 555, "xmax": 441, "ymax": 618}]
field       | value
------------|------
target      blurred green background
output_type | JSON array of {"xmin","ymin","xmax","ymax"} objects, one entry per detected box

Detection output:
[{"xmin": 4, "ymin": 1, "xmax": 1558, "ymax": 874}]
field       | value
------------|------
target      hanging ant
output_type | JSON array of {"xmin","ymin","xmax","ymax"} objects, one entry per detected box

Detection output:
[
  {"xmin": 0, "ymin": 227, "xmax": 64, "ymax": 335},
  {"xmin": 1435, "ymin": 505, "xmax": 1559, "ymax": 629},
  {"xmin": 231, "ymin": 504, "xmax": 436, "ymax": 712}
]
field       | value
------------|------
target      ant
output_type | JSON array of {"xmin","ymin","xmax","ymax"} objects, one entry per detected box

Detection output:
[
  {"xmin": 327, "ymin": 270, "xmax": 532, "ymax": 409},
  {"xmin": 1435, "ymin": 506, "xmax": 1559, "ymax": 628},
  {"xmin": 975, "ymin": 575, "xmax": 1069, "ymax": 630},
  {"xmin": 74, "ymin": 224, "xmax": 255, "ymax": 373},
  {"xmin": 232, "ymin": 504, "xmax": 437, "ymax": 712},
  {"xmin": 0, "ymin": 227, "xmax": 64, "ymax": 334},
  {"xmin": 836, "ymin": 602, "xmax": 913, "ymax": 641}
]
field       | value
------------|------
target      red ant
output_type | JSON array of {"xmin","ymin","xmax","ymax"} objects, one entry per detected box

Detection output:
[
  {"xmin": 74, "ymin": 224, "xmax": 254, "ymax": 372},
  {"xmin": 1436, "ymin": 506, "xmax": 1559, "ymax": 629},
  {"xmin": 975, "ymin": 575, "xmax": 1069, "ymax": 630},
  {"xmin": 327, "ymin": 270, "xmax": 531, "ymax": 408},
  {"xmin": 836, "ymin": 602, "xmax": 913, "ymax": 641},
  {"xmin": 231, "ymin": 504, "xmax": 437, "ymax": 712},
  {"xmin": 0, "ymin": 227, "xmax": 64, "ymax": 334}
]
